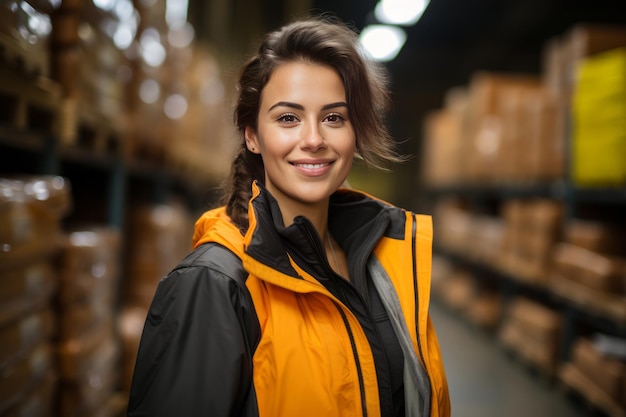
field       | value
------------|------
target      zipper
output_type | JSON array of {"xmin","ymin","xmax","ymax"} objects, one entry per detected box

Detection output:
[
  {"xmin": 334, "ymin": 301, "xmax": 368, "ymax": 417},
  {"xmin": 412, "ymin": 214, "xmax": 432, "ymax": 415},
  {"xmin": 297, "ymin": 219, "xmax": 370, "ymax": 416}
]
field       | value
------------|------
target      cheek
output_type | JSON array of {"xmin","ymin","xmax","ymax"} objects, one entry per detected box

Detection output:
[{"xmin": 259, "ymin": 127, "xmax": 299, "ymax": 153}]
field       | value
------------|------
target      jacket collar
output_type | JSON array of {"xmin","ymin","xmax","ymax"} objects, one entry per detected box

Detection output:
[{"xmin": 244, "ymin": 182, "xmax": 403, "ymax": 284}]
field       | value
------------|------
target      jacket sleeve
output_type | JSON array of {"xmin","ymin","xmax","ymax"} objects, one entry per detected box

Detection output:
[
  {"xmin": 127, "ymin": 247, "xmax": 260, "ymax": 417},
  {"xmin": 426, "ymin": 314, "xmax": 451, "ymax": 417}
]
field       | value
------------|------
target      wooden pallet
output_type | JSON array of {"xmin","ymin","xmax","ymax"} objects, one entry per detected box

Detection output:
[
  {"xmin": 57, "ymin": 98, "xmax": 130, "ymax": 158},
  {"xmin": 0, "ymin": 65, "xmax": 61, "ymax": 134},
  {"xmin": 560, "ymin": 364, "xmax": 626, "ymax": 417}
]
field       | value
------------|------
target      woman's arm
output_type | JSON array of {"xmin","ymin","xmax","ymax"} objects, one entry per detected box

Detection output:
[{"xmin": 128, "ymin": 244, "xmax": 260, "ymax": 417}]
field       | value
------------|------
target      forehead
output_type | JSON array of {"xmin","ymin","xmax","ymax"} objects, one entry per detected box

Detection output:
[{"xmin": 260, "ymin": 61, "xmax": 346, "ymax": 108}]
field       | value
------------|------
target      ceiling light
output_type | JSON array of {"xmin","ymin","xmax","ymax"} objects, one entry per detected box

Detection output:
[
  {"xmin": 374, "ymin": 0, "xmax": 430, "ymax": 26},
  {"xmin": 359, "ymin": 25, "xmax": 407, "ymax": 62}
]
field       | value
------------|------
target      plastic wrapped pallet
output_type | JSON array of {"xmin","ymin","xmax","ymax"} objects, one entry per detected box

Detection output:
[
  {"xmin": 55, "ymin": 226, "xmax": 122, "ymax": 417},
  {"xmin": 0, "ymin": 175, "xmax": 71, "ymax": 270},
  {"xmin": 0, "ymin": 308, "xmax": 55, "ymax": 371},
  {"xmin": 0, "ymin": 262, "xmax": 57, "ymax": 330},
  {"xmin": 124, "ymin": 201, "xmax": 193, "ymax": 309},
  {"xmin": 117, "ymin": 306, "xmax": 147, "ymax": 393},
  {"xmin": 0, "ymin": 344, "xmax": 53, "ymax": 414},
  {"xmin": 56, "ymin": 227, "xmax": 121, "ymax": 341},
  {"xmin": 57, "ymin": 333, "xmax": 120, "ymax": 417}
]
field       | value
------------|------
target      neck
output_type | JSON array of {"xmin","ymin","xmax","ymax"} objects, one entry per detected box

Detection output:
[{"xmin": 277, "ymin": 198, "xmax": 330, "ymax": 241}]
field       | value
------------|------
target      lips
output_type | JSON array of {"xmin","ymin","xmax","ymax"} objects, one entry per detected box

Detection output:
[
  {"xmin": 293, "ymin": 162, "xmax": 330, "ymax": 169},
  {"xmin": 290, "ymin": 160, "xmax": 334, "ymax": 176}
]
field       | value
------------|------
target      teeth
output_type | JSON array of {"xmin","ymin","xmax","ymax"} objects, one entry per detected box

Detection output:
[{"xmin": 295, "ymin": 163, "xmax": 329, "ymax": 169}]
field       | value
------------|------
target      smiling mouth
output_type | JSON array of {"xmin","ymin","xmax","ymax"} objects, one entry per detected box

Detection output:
[{"xmin": 292, "ymin": 162, "xmax": 331, "ymax": 169}]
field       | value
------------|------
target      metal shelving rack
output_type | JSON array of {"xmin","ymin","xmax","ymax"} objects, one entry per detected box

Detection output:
[{"xmin": 424, "ymin": 180, "xmax": 626, "ymax": 364}]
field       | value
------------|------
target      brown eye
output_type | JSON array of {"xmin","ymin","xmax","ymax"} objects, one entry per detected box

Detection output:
[
  {"xmin": 324, "ymin": 113, "xmax": 346, "ymax": 124},
  {"xmin": 277, "ymin": 113, "xmax": 298, "ymax": 123}
]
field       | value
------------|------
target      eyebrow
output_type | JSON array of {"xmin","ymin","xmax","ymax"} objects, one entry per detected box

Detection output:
[{"xmin": 267, "ymin": 101, "xmax": 348, "ymax": 112}]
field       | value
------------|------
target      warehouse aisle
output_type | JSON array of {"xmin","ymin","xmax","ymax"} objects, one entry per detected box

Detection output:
[{"xmin": 430, "ymin": 300, "xmax": 587, "ymax": 417}]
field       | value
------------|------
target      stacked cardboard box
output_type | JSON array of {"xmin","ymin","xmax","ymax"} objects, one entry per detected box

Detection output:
[
  {"xmin": 499, "ymin": 199, "xmax": 563, "ymax": 284},
  {"xmin": 549, "ymin": 220, "xmax": 626, "ymax": 323},
  {"xmin": 55, "ymin": 227, "xmax": 122, "ymax": 417},
  {"xmin": 499, "ymin": 298, "xmax": 562, "ymax": 374},
  {"xmin": 432, "ymin": 199, "xmax": 473, "ymax": 254},
  {"xmin": 560, "ymin": 337, "xmax": 626, "ymax": 416},
  {"xmin": 421, "ymin": 88, "xmax": 468, "ymax": 187},
  {"xmin": 0, "ymin": 175, "xmax": 71, "ymax": 415}
]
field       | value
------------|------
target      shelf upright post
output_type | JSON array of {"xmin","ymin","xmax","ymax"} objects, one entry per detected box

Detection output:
[
  {"xmin": 152, "ymin": 169, "xmax": 172, "ymax": 206},
  {"xmin": 560, "ymin": 102, "xmax": 576, "ymax": 363},
  {"xmin": 40, "ymin": 133, "xmax": 60, "ymax": 175},
  {"xmin": 108, "ymin": 155, "xmax": 127, "ymax": 229}
]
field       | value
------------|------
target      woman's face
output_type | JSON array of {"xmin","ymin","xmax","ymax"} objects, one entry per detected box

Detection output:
[{"xmin": 245, "ymin": 61, "xmax": 356, "ymax": 214}]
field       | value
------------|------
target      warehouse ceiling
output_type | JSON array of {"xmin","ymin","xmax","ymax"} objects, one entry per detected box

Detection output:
[
  {"xmin": 192, "ymin": 0, "xmax": 626, "ymax": 138},
  {"xmin": 313, "ymin": 0, "xmax": 626, "ymax": 98}
]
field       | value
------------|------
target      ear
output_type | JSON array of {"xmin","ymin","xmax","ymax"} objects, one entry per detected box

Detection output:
[{"xmin": 245, "ymin": 127, "xmax": 261, "ymax": 154}]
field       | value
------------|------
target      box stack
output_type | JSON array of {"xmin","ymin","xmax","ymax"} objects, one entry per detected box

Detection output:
[
  {"xmin": 50, "ymin": 0, "xmax": 136, "ymax": 151},
  {"xmin": 125, "ymin": 9, "xmax": 235, "ymax": 181},
  {"xmin": 432, "ymin": 199, "xmax": 473, "ymax": 254},
  {"xmin": 421, "ymin": 70, "xmax": 564, "ymax": 186},
  {"xmin": 165, "ymin": 43, "xmax": 237, "ymax": 180},
  {"xmin": 55, "ymin": 227, "xmax": 123, "ymax": 417},
  {"xmin": 421, "ymin": 88, "xmax": 468, "ymax": 187},
  {"xmin": 498, "ymin": 199, "xmax": 563, "ymax": 284},
  {"xmin": 499, "ymin": 297, "xmax": 562, "ymax": 375},
  {"xmin": 560, "ymin": 337, "xmax": 626, "ymax": 416},
  {"xmin": 549, "ymin": 220, "xmax": 626, "ymax": 323},
  {"xmin": 464, "ymin": 72, "xmax": 555, "ymax": 184},
  {"xmin": 119, "ymin": 201, "xmax": 193, "ymax": 392},
  {"xmin": 0, "ymin": 175, "xmax": 72, "ymax": 415}
]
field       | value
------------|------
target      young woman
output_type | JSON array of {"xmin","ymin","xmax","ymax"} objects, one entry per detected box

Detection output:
[{"xmin": 128, "ymin": 16, "xmax": 450, "ymax": 417}]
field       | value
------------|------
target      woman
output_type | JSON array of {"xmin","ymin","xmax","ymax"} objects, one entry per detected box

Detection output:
[{"xmin": 128, "ymin": 16, "xmax": 450, "ymax": 417}]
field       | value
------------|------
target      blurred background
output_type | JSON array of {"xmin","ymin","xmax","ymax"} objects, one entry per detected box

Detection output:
[{"xmin": 1, "ymin": 0, "xmax": 626, "ymax": 416}]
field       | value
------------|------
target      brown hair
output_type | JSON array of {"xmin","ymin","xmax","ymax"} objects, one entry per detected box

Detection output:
[{"xmin": 223, "ymin": 15, "xmax": 401, "ymax": 232}]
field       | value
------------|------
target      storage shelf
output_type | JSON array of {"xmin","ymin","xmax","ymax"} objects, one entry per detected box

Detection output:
[
  {"xmin": 0, "ymin": 124, "xmax": 48, "ymax": 150},
  {"xmin": 424, "ymin": 182, "xmax": 567, "ymax": 199},
  {"xmin": 425, "ymin": 183, "xmax": 626, "ymax": 204},
  {"xmin": 433, "ymin": 245, "xmax": 626, "ymax": 336},
  {"xmin": 0, "ymin": 122, "xmax": 220, "ymax": 228}
]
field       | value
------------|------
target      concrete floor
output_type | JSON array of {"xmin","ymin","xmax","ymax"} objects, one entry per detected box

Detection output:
[{"xmin": 430, "ymin": 300, "xmax": 589, "ymax": 417}]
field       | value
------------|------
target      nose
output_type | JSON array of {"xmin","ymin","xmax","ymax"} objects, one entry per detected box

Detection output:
[{"xmin": 301, "ymin": 122, "xmax": 327, "ymax": 152}]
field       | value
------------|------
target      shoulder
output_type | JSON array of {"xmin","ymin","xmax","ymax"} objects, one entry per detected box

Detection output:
[{"xmin": 170, "ymin": 242, "xmax": 247, "ymax": 286}]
